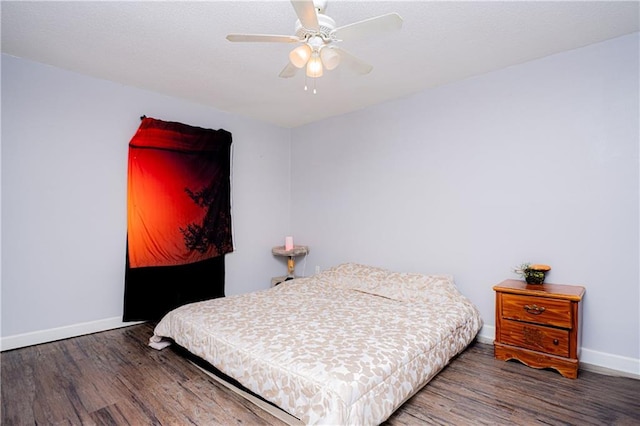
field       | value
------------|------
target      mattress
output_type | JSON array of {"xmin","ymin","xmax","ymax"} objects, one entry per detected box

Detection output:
[{"xmin": 151, "ymin": 263, "xmax": 483, "ymax": 425}]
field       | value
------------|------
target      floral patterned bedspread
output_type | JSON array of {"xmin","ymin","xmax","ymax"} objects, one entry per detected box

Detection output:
[{"xmin": 151, "ymin": 263, "xmax": 482, "ymax": 425}]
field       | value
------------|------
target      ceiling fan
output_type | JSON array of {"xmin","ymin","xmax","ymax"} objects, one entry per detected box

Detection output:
[{"xmin": 226, "ymin": 0, "xmax": 403, "ymax": 92}]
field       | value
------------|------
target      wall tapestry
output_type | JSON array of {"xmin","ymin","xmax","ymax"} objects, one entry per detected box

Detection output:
[{"xmin": 123, "ymin": 117, "xmax": 233, "ymax": 321}]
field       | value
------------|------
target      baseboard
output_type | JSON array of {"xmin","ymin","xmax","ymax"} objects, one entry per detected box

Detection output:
[
  {"xmin": 1, "ymin": 317, "xmax": 144, "ymax": 351},
  {"xmin": 580, "ymin": 348, "xmax": 640, "ymax": 379},
  {"xmin": 477, "ymin": 324, "xmax": 495, "ymax": 345},
  {"xmin": 477, "ymin": 324, "xmax": 639, "ymax": 379}
]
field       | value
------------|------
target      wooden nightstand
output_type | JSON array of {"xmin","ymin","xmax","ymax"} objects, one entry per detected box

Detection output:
[{"xmin": 493, "ymin": 279, "xmax": 585, "ymax": 379}]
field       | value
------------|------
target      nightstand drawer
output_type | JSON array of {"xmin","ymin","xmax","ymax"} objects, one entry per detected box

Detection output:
[
  {"xmin": 501, "ymin": 293, "xmax": 572, "ymax": 328},
  {"xmin": 500, "ymin": 319, "xmax": 569, "ymax": 357}
]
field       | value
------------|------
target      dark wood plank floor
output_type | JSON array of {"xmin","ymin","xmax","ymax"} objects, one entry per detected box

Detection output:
[{"xmin": 2, "ymin": 323, "xmax": 638, "ymax": 425}]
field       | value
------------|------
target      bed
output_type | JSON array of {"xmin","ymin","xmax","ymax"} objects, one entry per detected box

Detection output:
[{"xmin": 150, "ymin": 263, "xmax": 483, "ymax": 425}]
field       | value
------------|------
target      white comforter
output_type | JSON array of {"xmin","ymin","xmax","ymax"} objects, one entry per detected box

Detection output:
[{"xmin": 151, "ymin": 263, "xmax": 482, "ymax": 425}]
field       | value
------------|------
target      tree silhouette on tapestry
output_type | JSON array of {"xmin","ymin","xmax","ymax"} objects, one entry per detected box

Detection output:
[{"xmin": 180, "ymin": 179, "xmax": 232, "ymax": 255}]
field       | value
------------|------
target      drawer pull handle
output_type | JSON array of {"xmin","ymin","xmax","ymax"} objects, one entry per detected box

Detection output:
[
  {"xmin": 553, "ymin": 339, "xmax": 559, "ymax": 345},
  {"xmin": 523, "ymin": 304, "xmax": 546, "ymax": 315}
]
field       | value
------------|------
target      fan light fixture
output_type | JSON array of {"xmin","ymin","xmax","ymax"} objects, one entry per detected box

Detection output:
[
  {"xmin": 288, "ymin": 37, "xmax": 341, "ymax": 93},
  {"xmin": 289, "ymin": 36, "xmax": 331, "ymax": 94}
]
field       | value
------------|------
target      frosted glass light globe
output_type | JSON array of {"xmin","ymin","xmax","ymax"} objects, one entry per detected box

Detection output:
[
  {"xmin": 289, "ymin": 44, "xmax": 312, "ymax": 68},
  {"xmin": 320, "ymin": 47, "xmax": 341, "ymax": 70}
]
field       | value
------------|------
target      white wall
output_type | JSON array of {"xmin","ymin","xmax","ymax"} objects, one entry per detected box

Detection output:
[
  {"xmin": 291, "ymin": 34, "xmax": 639, "ymax": 373},
  {"xmin": 1, "ymin": 54, "xmax": 291, "ymax": 346},
  {"xmin": 2, "ymin": 33, "xmax": 638, "ymax": 375}
]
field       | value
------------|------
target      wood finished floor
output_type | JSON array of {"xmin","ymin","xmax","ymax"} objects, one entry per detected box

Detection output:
[{"xmin": 2, "ymin": 323, "xmax": 638, "ymax": 425}]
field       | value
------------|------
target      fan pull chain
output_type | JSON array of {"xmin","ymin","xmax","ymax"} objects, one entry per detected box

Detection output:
[{"xmin": 302, "ymin": 73, "xmax": 318, "ymax": 94}]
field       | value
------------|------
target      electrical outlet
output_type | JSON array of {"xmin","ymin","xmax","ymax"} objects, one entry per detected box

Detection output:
[{"xmin": 315, "ymin": 265, "xmax": 320, "ymax": 274}]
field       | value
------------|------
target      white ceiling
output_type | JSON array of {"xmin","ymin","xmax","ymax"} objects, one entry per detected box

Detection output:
[{"xmin": 2, "ymin": 1, "xmax": 638, "ymax": 128}]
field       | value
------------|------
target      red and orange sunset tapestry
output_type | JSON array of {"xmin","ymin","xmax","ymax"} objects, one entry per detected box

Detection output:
[
  {"xmin": 123, "ymin": 117, "xmax": 231, "ymax": 321},
  {"xmin": 127, "ymin": 117, "xmax": 233, "ymax": 268}
]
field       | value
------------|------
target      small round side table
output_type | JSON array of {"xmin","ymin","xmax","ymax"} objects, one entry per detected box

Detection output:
[{"xmin": 271, "ymin": 245, "xmax": 309, "ymax": 286}]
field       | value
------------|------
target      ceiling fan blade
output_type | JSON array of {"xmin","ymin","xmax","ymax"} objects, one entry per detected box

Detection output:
[
  {"xmin": 226, "ymin": 34, "xmax": 300, "ymax": 43},
  {"xmin": 331, "ymin": 13, "xmax": 403, "ymax": 41},
  {"xmin": 332, "ymin": 47, "xmax": 373, "ymax": 75},
  {"xmin": 290, "ymin": 0, "xmax": 319, "ymax": 31},
  {"xmin": 279, "ymin": 61, "xmax": 299, "ymax": 78}
]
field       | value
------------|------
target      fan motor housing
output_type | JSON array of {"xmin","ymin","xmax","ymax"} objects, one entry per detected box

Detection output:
[{"xmin": 295, "ymin": 13, "xmax": 336, "ymax": 40}]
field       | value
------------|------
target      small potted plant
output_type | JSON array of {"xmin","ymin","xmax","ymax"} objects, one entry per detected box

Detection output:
[{"xmin": 514, "ymin": 263, "xmax": 551, "ymax": 284}]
